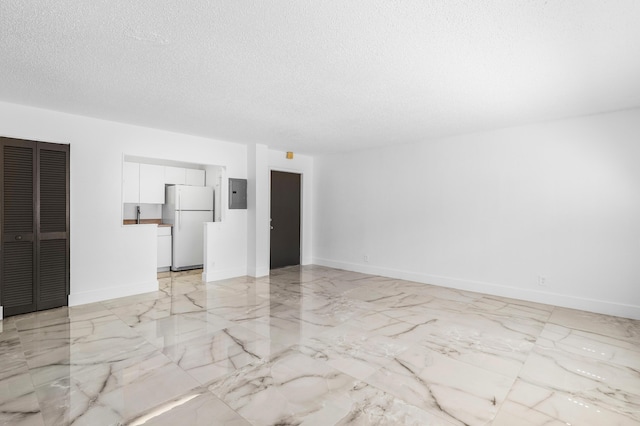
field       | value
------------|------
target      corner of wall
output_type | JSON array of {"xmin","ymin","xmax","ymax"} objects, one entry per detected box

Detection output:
[
  {"xmin": 246, "ymin": 144, "xmax": 270, "ymax": 276},
  {"xmin": 247, "ymin": 267, "xmax": 270, "ymax": 278},
  {"xmin": 202, "ymin": 267, "xmax": 248, "ymax": 283}
]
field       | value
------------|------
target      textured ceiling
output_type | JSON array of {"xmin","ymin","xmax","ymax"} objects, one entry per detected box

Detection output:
[{"xmin": 1, "ymin": 1, "xmax": 639, "ymax": 154}]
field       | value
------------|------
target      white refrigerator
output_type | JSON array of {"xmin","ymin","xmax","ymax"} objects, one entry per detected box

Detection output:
[{"xmin": 163, "ymin": 185, "xmax": 214, "ymax": 271}]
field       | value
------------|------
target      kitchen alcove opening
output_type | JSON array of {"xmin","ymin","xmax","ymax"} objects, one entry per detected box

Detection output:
[{"xmin": 121, "ymin": 155, "xmax": 226, "ymax": 225}]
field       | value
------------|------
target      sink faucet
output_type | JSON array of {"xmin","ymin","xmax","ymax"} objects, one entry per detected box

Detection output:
[{"xmin": 136, "ymin": 205, "xmax": 141, "ymax": 224}]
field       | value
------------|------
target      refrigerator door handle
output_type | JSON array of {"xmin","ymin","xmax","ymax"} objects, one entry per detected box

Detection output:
[{"xmin": 178, "ymin": 192, "xmax": 182, "ymax": 230}]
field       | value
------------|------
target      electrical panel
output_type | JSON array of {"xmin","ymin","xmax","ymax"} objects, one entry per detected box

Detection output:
[{"xmin": 229, "ymin": 178, "xmax": 247, "ymax": 209}]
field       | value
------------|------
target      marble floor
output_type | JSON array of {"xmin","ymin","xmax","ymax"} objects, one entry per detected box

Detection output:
[{"xmin": 1, "ymin": 266, "xmax": 639, "ymax": 425}]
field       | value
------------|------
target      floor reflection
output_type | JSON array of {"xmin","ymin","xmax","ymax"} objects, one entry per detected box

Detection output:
[{"xmin": 1, "ymin": 266, "xmax": 639, "ymax": 425}]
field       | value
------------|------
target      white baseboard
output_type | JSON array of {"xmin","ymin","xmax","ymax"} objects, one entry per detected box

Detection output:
[
  {"xmin": 203, "ymin": 267, "xmax": 248, "ymax": 283},
  {"xmin": 68, "ymin": 279, "xmax": 159, "ymax": 306},
  {"xmin": 246, "ymin": 266, "xmax": 269, "ymax": 278},
  {"xmin": 313, "ymin": 257, "xmax": 640, "ymax": 320}
]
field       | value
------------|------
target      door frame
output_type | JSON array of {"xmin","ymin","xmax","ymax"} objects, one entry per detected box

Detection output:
[{"xmin": 269, "ymin": 168, "xmax": 304, "ymax": 269}]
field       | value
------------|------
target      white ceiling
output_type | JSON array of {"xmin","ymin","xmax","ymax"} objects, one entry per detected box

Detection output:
[{"xmin": 1, "ymin": 1, "xmax": 639, "ymax": 155}]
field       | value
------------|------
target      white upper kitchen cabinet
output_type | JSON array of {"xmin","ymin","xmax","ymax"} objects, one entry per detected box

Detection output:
[
  {"xmin": 139, "ymin": 164, "xmax": 165, "ymax": 204},
  {"xmin": 186, "ymin": 169, "xmax": 205, "ymax": 186},
  {"xmin": 164, "ymin": 166, "xmax": 186, "ymax": 185},
  {"xmin": 123, "ymin": 162, "xmax": 140, "ymax": 203}
]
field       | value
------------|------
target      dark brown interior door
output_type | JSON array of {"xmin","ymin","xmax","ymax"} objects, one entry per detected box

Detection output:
[
  {"xmin": 270, "ymin": 171, "xmax": 301, "ymax": 269},
  {"xmin": 1, "ymin": 137, "xmax": 69, "ymax": 317}
]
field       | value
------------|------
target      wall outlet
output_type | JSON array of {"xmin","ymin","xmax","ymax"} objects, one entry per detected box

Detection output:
[
  {"xmin": 537, "ymin": 275, "xmax": 547, "ymax": 287},
  {"xmin": 363, "ymin": 255, "xmax": 370, "ymax": 263}
]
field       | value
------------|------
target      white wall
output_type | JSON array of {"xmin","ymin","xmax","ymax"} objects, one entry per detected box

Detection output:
[
  {"xmin": 204, "ymin": 164, "xmax": 225, "ymax": 222},
  {"xmin": 3, "ymin": 98, "xmax": 636, "ymax": 320},
  {"xmin": 269, "ymin": 149, "xmax": 314, "ymax": 265},
  {"xmin": 203, "ymin": 216, "xmax": 248, "ymax": 282},
  {"xmin": 313, "ymin": 109, "xmax": 640, "ymax": 319},
  {"xmin": 246, "ymin": 144, "xmax": 270, "ymax": 277},
  {"xmin": 0, "ymin": 101, "xmax": 248, "ymax": 306}
]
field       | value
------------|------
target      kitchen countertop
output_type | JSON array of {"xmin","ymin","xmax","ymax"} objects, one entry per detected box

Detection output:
[{"xmin": 123, "ymin": 219, "xmax": 172, "ymax": 227}]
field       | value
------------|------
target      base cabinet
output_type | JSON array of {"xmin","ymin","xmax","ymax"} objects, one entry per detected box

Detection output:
[{"xmin": 157, "ymin": 227, "xmax": 172, "ymax": 270}]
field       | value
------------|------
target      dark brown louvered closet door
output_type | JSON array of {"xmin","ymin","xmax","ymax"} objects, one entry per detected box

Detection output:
[
  {"xmin": 37, "ymin": 145, "xmax": 70, "ymax": 311},
  {"xmin": 1, "ymin": 141, "xmax": 36, "ymax": 315},
  {"xmin": 1, "ymin": 137, "xmax": 69, "ymax": 317}
]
